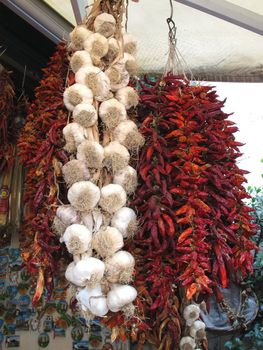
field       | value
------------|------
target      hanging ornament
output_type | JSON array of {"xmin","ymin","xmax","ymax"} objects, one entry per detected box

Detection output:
[{"xmin": 38, "ymin": 332, "xmax": 50, "ymax": 348}]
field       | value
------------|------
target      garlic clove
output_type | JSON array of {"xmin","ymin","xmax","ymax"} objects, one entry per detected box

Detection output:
[
  {"xmin": 52, "ymin": 216, "xmax": 67, "ymax": 237},
  {"xmin": 183, "ymin": 304, "xmax": 200, "ymax": 325},
  {"xmin": 105, "ymin": 250, "xmax": 135, "ymax": 284},
  {"xmin": 62, "ymin": 122, "xmax": 86, "ymax": 153},
  {"xmin": 80, "ymin": 211, "xmax": 93, "ymax": 232},
  {"xmin": 56, "ymin": 205, "xmax": 80, "ymax": 226},
  {"xmin": 62, "ymin": 224, "xmax": 92, "ymax": 255}
]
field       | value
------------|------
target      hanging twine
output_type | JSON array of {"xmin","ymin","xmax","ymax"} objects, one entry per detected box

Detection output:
[{"xmin": 163, "ymin": 0, "xmax": 194, "ymax": 80}]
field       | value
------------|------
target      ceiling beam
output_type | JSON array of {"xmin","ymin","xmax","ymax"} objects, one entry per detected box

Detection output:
[
  {"xmin": 1, "ymin": 0, "xmax": 73, "ymax": 43},
  {"xmin": 70, "ymin": 0, "xmax": 88, "ymax": 24},
  {"xmin": 175, "ymin": 0, "xmax": 263, "ymax": 36}
]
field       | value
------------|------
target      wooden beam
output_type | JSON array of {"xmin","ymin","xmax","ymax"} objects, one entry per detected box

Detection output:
[{"xmin": 175, "ymin": 0, "xmax": 263, "ymax": 36}]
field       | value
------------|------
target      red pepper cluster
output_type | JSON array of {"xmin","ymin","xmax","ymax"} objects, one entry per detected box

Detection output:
[
  {"xmin": 0, "ymin": 68, "xmax": 16, "ymax": 173},
  {"xmin": 105, "ymin": 75, "xmax": 257, "ymax": 349},
  {"xmin": 18, "ymin": 44, "xmax": 70, "ymax": 304}
]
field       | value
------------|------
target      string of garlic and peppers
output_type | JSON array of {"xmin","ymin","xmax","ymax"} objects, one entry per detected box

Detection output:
[{"xmin": 54, "ymin": 2, "xmax": 144, "ymax": 319}]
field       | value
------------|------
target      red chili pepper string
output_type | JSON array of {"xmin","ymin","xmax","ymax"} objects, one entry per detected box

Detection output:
[{"xmin": 18, "ymin": 43, "xmax": 70, "ymax": 305}]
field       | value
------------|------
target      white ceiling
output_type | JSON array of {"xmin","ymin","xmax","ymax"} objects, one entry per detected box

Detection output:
[{"xmin": 42, "ymin": 0, "xmax": 263, "ymax": 81}]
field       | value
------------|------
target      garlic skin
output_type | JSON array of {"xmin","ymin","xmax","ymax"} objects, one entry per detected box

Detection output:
[
  {"xmin": 115, "ymin": 86, "xmax": 139, "ymax": 110},
  {"xmin": 189, "ymin": 320, "xmax": 206, "ymax": 340},
  {"xmin": 61, "ymin": 224, "xmax": 92, "ymax": 255},
  {"xmin": 77, "ymin": 285, "xmax": 109, "ymax": 317},
  {"xmin": 94, "ymin": 13, "xmax": 116, "ymax": 38},
  {"xmin": 104, "ymin": 38, "xmax": 120, "ymax": 63},
  {"xmin": 56, "ymin": 205, "xmax": 80, "ymax": 226},
  {"xmin": 92, "ymin": 209, "xmax": 103, "ymax": 232},
  {"xmin": 183, "ymin": 304, "xmax": 201, "ymax": 327},
  {"xmin": 62, "ymin": 159, "xmax": 90, "ymax": 187},
  {"xmin": 111, "ymin": 207, "xmax": 137, "ymax": 238},
  {"xmin": 75, "ymin": 66, "xmax": 111, "ymax": 102},
  {"xmin": 73, "ymin": 257, "xmax": 105, "ymax": 287},
  {"xmin": 113, "ymin": 166, "xmax": 137, "ymax": 194},
  {"xmin": 70, "ymin": 25, "xmax": 92, "ymax": 50},
  {"xmin": 70, "ymin": 50, "xmax": 93, "ymax": 73},
  {"xmin": 122, "ymin": 33, "xmax": 137, "ymax": 54},
  {"xmin": 179, "ymin": 336, "xmax": 196, "ymax": 350},
  {"xmin": 63, "ymin": 83, "xmax": 93, "ymax": 111},
  {"xmin": 103, "ymin": 141, "xmax": 130, "ymax": 173},
  {"xmin": 105, "ymin": 64, "xmax": 129, "ymax": 92},
  {"xmin": 63, "ymin": 122, "xmax": 86, "ymax": 153},
  {"xmin": 77, "ymin": 140, "xmax": 104, "ymax": 169},
  {"xmin": 99, "ymin": 98, "xmax": 127, "ymax": 130},
  {"xmin": 80, "ymin": 212, "xmax": 93, "ymax": 232},
  {"xmin": 105, "ymin": 250, "xmax": 135, "ymax": 284},
  {"xmin": 92, "ymin": 226, "xmax": 124, "ymax": 258},
  {"xmin": 114, "ymin": 120, "xmax": 145, "ymax": 151},
  {"xmin": 99, "ymin": 184, "xmax": 127, "ymax": 214},
  {"xmin": 107, "ymin": 284, "xmax": 137, "ymax": 312},
  {"xmin": 84, "ymin": 33, "xmax": 109, "ymax": 58},
  {"xmin": 68, "ymin": 181, "xmax": 100, "ymax": 212},
  {"xmin": 65, "ymin": 261, "xmax": 76, "ymax": 283},
  {"xmin": 52, "ymin": 216, "xmax": 67, "ymax": 236},
  {"xmin": 72, "ymin": 103, "xmax": 98, "ymax": 128}
]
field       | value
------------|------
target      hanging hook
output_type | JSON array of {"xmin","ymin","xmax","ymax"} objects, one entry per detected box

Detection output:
[{"xmin": 166, "ymin": 0, "xmax": 177, "ymax": 45}]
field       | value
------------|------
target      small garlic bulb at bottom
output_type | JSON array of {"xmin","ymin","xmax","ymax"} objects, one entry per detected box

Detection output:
[
  {"xmin": 76, "ymin": 284, "xmax": 109, "ymax": 317},
  {"xmin": 107, "ymin": 284, "xmax": 137, "ymax": 312},
  {"xmin": 179, "ymin": 336, "xmax": 196, "ymax": 350},
  {"xmin": 105, "ymin": 250, "xmax": 135, "ymax": 284}
]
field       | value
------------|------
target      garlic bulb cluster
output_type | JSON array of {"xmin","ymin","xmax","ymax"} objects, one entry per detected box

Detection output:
[
  {"xmin": 179, "ymin": 304, "xmax": 207, "ymax": 350},
  {"xmin": 56, "ymin": 7, "xmax": 143, "ymax": 320}
]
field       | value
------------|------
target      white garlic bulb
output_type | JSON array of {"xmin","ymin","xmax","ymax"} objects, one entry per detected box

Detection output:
[
  {"xmin": 68, "ymin": 181, "xmax": 100, "ymax": 212},
  {"xmin": 73, "ymin": 257, "xmax": 105, "ymax": 287},
  {"xmin": 77, "ymin": 140, "xmax": 104, "ymax": 169},
  {"xmin": 105, "ymin": 250, "xmax": 135, "ymax": 284},
  {"xmin": 84, "ymin": 33, "xmax": 109, "ymax": 58},
  {"xmin": 105, "ymin": 64, "xmax": 129, "ymax": 92},
  {"xmin": 99, "ymin": 98, "xmax": 127, "ymax": 130},
  {"xmin": 75, "ymin": 66, "xmax": 111, "ymax": 102},
  {"xmin": 72, "ymin": 103, "xmax": 98, "ymax": 128},
  {"xmin": 104, "ymin": 38, "xmax": 120, "ymax": 63},
  {"xmin": 114, "ymin": 120, "xmax": 144, "ymax": 151},
  {"xmin": 122, "ymin": 33, "xmax": 137, "ymax": 54},
  {"xmin": 70, "ymin": 50, "xmax": 93, "ymax": 73},
  {"xmin": 61, "ymin": 224, "xmax": 92, "ymax": 255},
  {"xmin": 63, "ymin": 83, "xmax": 93, "ymax": 111},
  {"xmin": 76, "ymin": 285, "xmax": 109, "ymax": 316},
  {"xmin": 179, "ymin": 336, "xmax": 196, "ymax": 350},
  {"xmin": 70, "ymin": 25, "xmax": 92, "ymax": 51},
  {"xmin": 92, "ymin": 226, "xmax": 124, "ymax": 258},
  {"xmin": 119, "ymin": 53, "xmax": 138, "ymax": 76},
  {"xmin": 65, "ymin": 261, "xmax": 76, "ymax": 283},
  {"xmin": 99, "ymin": 184, "xmax": 127, "ymax": 214},
  {"xmin": 115, "ymin": 86, "xmax": 139, "ymax": 110},
  {"xmin": 94, "ymin": 13, "xmax": 116, "ymax": 38},
  {"xmin": 62, "ymin": 159, "xmax": 90, "ymax": 187},
  {"xmin": 62, "ymin": 122, "xmax": 86, "ymax": 153},
  {"xmin": 103, "ymin": 141, "xmax": 130, "ymax": 173},
  {"xmin": 189, "ymin": 320, "xmax": 206, "ymax": 340},
  {"xmin": 183, "ymin": 304, "xmax": 201, "ymax": 326},
  {"xmin": 113, "ymin": 166, "xmax": 137, "ymax": 194},
  {"xmin": 56, "ymin": 205, "xmax": 80, "ymax": 226},
  {"xmin": 111, "ymin": 207, "xmax": 137, "ymax": 238},
  {"xmin": 107, "ymin": 284, "xmax": 137, "ymax": 312}
]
